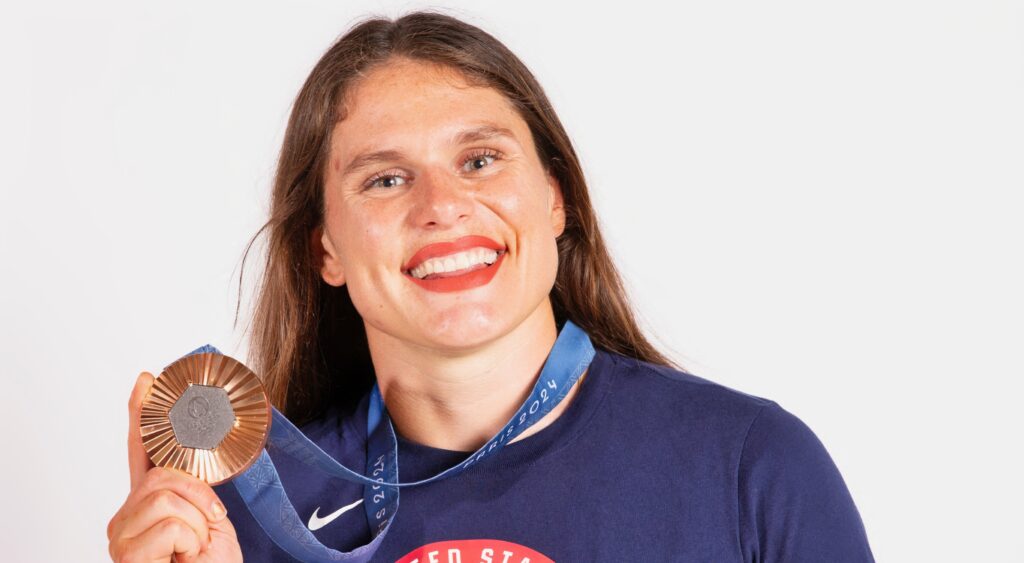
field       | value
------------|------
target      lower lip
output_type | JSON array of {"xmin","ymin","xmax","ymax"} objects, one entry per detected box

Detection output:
[{"xmin": 406, "ymin": 252, "xmax": 506, "ymax": 293}]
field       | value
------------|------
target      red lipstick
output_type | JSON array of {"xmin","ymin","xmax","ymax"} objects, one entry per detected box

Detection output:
[{"xmin": 404, "ymin": 235, "xmax": 506, "ymax": 293}]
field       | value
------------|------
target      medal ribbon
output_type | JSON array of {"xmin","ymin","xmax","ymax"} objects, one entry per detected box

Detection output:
[{"xmin": 183, "ymin": 320, "xmax": 595, "ymax": 562}]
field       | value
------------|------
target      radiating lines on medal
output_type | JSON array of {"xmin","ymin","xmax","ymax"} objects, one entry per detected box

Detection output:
[{"xmin": 141, "ymin": 351, "xmax": 272, "ymax": 484}]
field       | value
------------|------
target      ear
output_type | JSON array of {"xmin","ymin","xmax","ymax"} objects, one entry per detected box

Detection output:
[
  {"xmin": 313, "ymin": 225, "xmax": 346, "ymax": 287},
  {"xmin": 547, "ymin": 171, "xmax": 566, "ymax": 237}
]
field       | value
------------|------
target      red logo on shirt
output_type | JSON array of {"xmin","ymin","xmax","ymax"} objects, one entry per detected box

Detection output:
[{"xmin": 397, "ymin": 539, "xmax": 554, "ymax": 563}]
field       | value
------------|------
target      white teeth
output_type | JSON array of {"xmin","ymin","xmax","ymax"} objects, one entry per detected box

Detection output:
[{"xmin": 409, "ymin": 247, "xmax": 500, "ymax": 279}]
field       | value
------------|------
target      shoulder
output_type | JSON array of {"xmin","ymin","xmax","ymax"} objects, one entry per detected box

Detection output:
[
  {"xmin": 599, "ymin": 349, "xmax": 846, "ymax": 485},
  {"xmin": 602, "ymin": 348, "xmax": 771, "ymax": 405},
  {"xmin": 599, "ymin": 350, "xmax": 873, "ymax": 560},
  {"xmin": 736, "ymin": 398, "xmax": 875, "ymax": 560},
  {"xmin": 596, "ymin": 348, "xmax": 778, "ymax": 443}
]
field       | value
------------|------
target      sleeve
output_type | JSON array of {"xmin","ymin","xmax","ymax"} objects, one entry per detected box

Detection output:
[{"xmin": 737, "ymin": 401, "xmax": 875, "ymax": 563}]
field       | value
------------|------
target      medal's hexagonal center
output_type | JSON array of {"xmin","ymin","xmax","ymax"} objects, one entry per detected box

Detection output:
[{"xmin": 169, "ymin": 384, "xmax": 235, "ymax": 450}]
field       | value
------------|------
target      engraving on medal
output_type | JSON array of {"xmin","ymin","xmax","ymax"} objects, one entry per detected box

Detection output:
[
  {"xmin": 168, "ymin": 384, "xmax": 236, "ymax": 450},
  {"xmin": 188, "ymin": 395, "xmax": 210, "ymax": 418}
]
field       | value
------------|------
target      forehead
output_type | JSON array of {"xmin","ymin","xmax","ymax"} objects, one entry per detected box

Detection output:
[{"xmin": 331, "ymin": 58, "xmax": 528, "ymax": 156}]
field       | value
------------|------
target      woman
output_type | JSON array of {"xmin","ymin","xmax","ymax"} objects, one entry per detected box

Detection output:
[{"xmin": 107, "ymin": 11, "xmax": 874, "ymax": 562}]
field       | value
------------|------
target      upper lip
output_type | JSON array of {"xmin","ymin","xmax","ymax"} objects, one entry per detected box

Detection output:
[{"xmin": 403, "ymin": 235, "xmax": 506, "ymax": 272}]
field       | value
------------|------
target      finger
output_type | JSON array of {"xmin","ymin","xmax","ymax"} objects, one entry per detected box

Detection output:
[
  {"xmin": 173, "ymin": 512, "xmax": 243, "ymax": 563},
  {"xmin": 128, "ymin": 371, "xmax": 156, "ymax": 490},
  {"xmin": 111, "ymin": 489, "xmax": 211, "ymax": 553},
  {"xmin": 209, "ymin": 507, "xmax": 238, "ymax": 539},
  {"xmin": 203, "ymin": 514, "xmax": 243, "ymax": 562},
  {"xmin": 112, "ymin": 517, "xmax": 202, "ymax": 563},
  {"xmin": 127, "ymin": 466, "xmax": 229, "ymax": 524}
]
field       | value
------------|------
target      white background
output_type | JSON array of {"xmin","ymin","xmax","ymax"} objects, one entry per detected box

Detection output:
[{"xmin": 1, "ymin": 1, "xmax": 1021, "ymax": 561}]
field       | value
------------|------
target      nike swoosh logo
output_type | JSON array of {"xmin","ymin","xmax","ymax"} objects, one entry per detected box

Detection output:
[{"xmin": 308, "ymin": 498, "xmax": 364, "ymax": 531}]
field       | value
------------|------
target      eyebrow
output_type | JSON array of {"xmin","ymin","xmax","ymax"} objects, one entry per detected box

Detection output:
[{"xmin": 339, "ymin": 124, "xmax": 518, "ymax": 178}]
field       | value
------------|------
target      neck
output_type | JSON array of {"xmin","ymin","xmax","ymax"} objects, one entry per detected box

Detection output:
[{"xmin": 364, "ymin": 302, "xmax": 586, "ymax": 452}]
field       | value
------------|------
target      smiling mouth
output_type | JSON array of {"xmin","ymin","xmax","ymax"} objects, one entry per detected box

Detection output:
[
  {"xmin": 405, "ymin": 249, "xmax": 507, "ymax": 280},
  {"xmin": 401, "ymin": 235, "xmax": 507, "ymax": 292}
]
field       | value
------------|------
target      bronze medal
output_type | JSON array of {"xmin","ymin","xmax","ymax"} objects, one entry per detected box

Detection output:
[{"xmin": 139, "ymin": 351, "xmax": 271, "ymax": 485}]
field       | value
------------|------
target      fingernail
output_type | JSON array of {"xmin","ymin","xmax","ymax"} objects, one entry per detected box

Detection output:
[{"xmin": 211, "ymin": 501, "xmax": 226, "ymax": 520}]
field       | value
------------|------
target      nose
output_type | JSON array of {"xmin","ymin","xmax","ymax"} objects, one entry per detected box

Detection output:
[{"xmin": 408, "ymin": 170, "xmax": 473, "ymax": 230}]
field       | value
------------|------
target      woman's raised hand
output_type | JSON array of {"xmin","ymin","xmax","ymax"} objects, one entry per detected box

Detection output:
[{"xmin": 106, "ymin": 372, "xmax": 244, "ymax": 562}]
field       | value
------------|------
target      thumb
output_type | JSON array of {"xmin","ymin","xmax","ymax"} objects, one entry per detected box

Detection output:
[{"xmin": 127, "ymin": 371, "xmax": 155, "ymax": 490}]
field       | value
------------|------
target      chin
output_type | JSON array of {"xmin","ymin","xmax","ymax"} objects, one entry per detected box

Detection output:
[{"xmin": 417, "ymin": 305, "xmax": 512, "ymax": 351}]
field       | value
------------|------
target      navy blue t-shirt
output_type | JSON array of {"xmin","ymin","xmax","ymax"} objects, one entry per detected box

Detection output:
[{"xmin": 214, "ymin": 348, "xmax": 874, "ymax": 562}]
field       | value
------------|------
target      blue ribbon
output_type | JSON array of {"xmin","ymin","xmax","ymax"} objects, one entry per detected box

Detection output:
[{"xmin": 176, "ymin": 320, "xmax": 595, "ymax": 562}]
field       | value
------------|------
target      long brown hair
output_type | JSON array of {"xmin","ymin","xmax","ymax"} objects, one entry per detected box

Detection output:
[{"xmin": 235, "ymin": 10, "xmax": 688, "ymax": 425}]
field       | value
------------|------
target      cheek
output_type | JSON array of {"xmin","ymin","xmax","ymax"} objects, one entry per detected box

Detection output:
[
  {"xmin": 488, "ymin": 177, "xmax": 557, "ymax": 235},
  {"xmin": 488, "ymin": 177, "xmax": 561, "ymax": 281},
  {"xmin": 335, "ymin": 206, "xmax": 395, "ymax": 271},
  {"xmin": 336, "ymin": 217, "xmax": 392, "ymax": 321}
]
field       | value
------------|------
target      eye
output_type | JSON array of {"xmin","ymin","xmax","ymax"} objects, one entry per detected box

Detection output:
[
  {"xmin": 461, "ymin": 149, "xmax": 501, "ymax": 173},
  {"xmin": 363, "ymin": 169, "xmax": 408, "ymax": 191}
]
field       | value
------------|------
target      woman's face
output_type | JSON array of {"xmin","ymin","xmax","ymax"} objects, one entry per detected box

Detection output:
[{"xmin": 317, "ymin": 58, "xmax": 565, "ymax": 352}]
